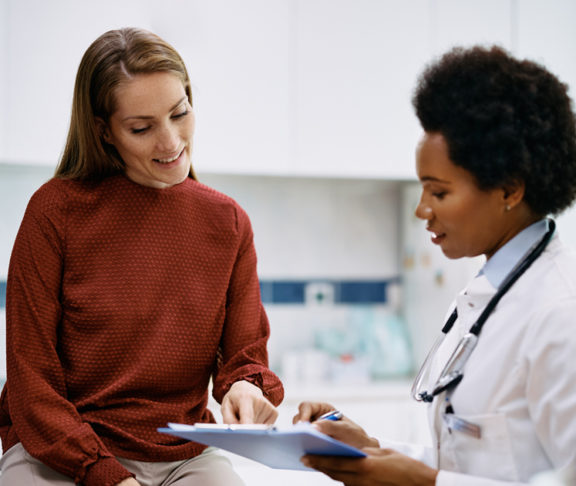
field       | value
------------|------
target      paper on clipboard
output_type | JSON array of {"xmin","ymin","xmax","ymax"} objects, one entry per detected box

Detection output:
[{"xmin": 158, "ymin": 422, "xmax": 367, "ymax": 471}]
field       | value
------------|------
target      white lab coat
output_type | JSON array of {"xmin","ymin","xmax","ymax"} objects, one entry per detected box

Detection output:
[{"xmin": 384, "ymin": 235, "xmax": 576, "ymax": 485}]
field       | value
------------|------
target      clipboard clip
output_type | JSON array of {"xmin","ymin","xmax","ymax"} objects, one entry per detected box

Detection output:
[{"xmin": 193, "ymin": 423, "xmax": 277, "ymax": 431}]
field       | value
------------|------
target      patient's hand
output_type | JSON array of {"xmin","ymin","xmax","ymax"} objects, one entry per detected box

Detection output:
[
  {"xmin": 115, "ymin": 478, "xmax": 141, "ymax": 486},
  {"xmin": 221, "ymin": 380, "xmax": 278, "ymax": 424}
]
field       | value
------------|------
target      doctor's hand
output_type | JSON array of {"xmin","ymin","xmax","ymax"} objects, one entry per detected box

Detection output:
[
  {"xmin": 293, "ymin": 401, "xmax": 379, "ymax": 450},
  {"xmin": 301, "ymin": 447, "xmax": 438, "ymax": 486},
  {"xmin": 293, "ymin": 401, "xmax": 337, "ymax": 423},
  {"xmin": 221, "ymin": 380, "xmax": 278, "ymax": 424}
]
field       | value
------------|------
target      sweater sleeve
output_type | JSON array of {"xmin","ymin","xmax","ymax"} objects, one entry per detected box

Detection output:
[
  {"xmin": 211, "ymin": 204, "xmax": 284, "ymax": 406},
  {"xmin": 5, "ymin": 186, "xmax": 133, "ymax": 486}
]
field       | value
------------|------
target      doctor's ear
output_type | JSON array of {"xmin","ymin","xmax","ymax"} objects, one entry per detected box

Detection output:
[
  {"xmin": 95, "ymin": 117, "xmax": 113, "ymax": 145},
  {"xmin": 501, "ymin": 180, "xmax": 526, "ymax": 211}
]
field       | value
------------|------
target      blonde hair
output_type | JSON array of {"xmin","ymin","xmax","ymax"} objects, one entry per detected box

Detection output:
[{"xmin": 56, "ymin": 27, "xmax": 196, "ymax": 180}]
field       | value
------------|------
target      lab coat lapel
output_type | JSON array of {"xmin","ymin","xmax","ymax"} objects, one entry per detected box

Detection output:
[
  {"xmin": 455, "ymin": 274, "xmax": 496, "ymax": 334},
  {"xmin": 429, "ymin": 274, "xmax": 497, "ymax": 467}
]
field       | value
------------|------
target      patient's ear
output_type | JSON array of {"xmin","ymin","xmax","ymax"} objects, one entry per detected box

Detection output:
[{"xmin": 95, "ymin": 117, "xmax": 113, "ymax": 145}]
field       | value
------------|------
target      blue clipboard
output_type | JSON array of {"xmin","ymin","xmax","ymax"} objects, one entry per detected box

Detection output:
[{"xmin": 158, "ymin": 422, "xmax": 367, "ymax": 470}]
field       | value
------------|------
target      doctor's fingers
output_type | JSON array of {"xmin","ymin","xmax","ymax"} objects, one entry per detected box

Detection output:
[
  {"xmin": 315, "ymin": 419, "xmax": 378, "ymax": 450},
  {"xmin": 293, "ymin": 401, "xmax": 336, "ymax": 423},
  {"xmin": 301, "ymin": 455, "xmax": 386, "ymax": 486}
]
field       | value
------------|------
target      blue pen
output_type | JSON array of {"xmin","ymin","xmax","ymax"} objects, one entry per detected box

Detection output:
[{"xmin": 316, "ymin": 410, "xmax": 343, "ymax": 421}]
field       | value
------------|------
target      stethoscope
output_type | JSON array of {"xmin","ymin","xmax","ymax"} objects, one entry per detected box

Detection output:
[{"xmin": 411, "ymin": 219, "xmax": 556, "ymax": 404}]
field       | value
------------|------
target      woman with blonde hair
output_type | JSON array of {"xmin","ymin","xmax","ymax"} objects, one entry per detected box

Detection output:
[{"xmin": 0, "ymin": 27, "xmax": 283, "ymax": 486}]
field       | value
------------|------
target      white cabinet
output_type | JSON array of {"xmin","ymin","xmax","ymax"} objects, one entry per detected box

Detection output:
[
  {"xmin": 294, "ymin": 0, "xmax": 431, "ymax": 180},
  {"xmin": 432, "ymin": 0, "xmax": 513, "ymax": 54},
  {"xmin": 515, "ymin": 0, "xmax": 576, "ymax": 93},
  {"xmin": 3, "ymin": 0, "xmax": 574, "ymax": 179},
  {"xmin": 155, "ymin": 0, "xmax": 295, "ymax": 177},
  {"xmin": 2, "ymin": 0, "xmax": 154, "ymax": 166},
  {"xmin": 1, "ymin": 0, "xmax": 295, "ymax": 174},
  {"xmin": 292, "ymin": 0, "xmax": 515, "ymax": 180}
]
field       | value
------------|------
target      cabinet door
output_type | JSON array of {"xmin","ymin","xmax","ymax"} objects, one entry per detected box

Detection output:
[
  {"xmin": 155, "ymin": 0, "xmax": 294, "ymax": 177},
  {"xmin": 4, "ymin": 0, "xmax": 154, "ymax": 166},
  {"xmin": 515, "ymin": 0, "xmax": 576, "ymax": 90},
  {"xmin": 432, "ymin": 0, "xmax": 513, "ymax": 55},
  {"xmin": 295, "ymin": 0, "xmax": 431, "ymax": 180}
]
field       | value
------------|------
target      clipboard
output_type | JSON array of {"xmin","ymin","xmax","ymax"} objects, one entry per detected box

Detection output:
[{"xmin": 158, "ymin": 422, "xmax": 367, "ymax": 470}]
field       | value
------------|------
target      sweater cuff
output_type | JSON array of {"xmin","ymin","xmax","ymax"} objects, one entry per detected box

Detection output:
[
  {"xmin": 82, "ymin": 456, "xmax": 134, "ymax": 486},
  {"xmin": 240, "ymin": 373, "xmax": 284, "ymax": 407},
  {"xmin": 214, "ymin": 371, "xmax": 284, "ymax": 406}
]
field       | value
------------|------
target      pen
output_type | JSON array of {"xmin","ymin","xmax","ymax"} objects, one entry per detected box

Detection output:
[{"xmin": 316, "ymin": 410, "xmax": 343, "ymax": 421}]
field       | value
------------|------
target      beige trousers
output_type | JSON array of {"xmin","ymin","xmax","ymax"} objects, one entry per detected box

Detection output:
[{"xmin": 0, "ymin": 443, "xmax": 245, "ymax": 486}]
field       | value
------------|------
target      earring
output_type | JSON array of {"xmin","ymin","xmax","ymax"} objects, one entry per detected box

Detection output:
[{"xmin": 505, "ymin": 204, "xmax": 511, "ymax": 212}]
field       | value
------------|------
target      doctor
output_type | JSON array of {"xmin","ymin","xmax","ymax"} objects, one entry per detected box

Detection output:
[{"xmin": 294, "ymin": 45, "xmax": 576, "ymax": 485}]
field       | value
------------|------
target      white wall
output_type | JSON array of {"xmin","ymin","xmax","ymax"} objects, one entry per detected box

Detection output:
[
  {"xmin": 201, "ymin": 174, "xmax": 400, "ymax": 279},
  {"xmin": 0, "ymin": 0, "xmax": 6, "ymax": 161},
  {"xmin": 0, "ymin": 165, "xmax": 54, "ymax": 279},
  {"xmin": 0, "ymin": 165, "xmax": 54, "ymax": 384}
]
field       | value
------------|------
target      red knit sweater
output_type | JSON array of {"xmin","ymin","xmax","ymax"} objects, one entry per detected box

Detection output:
[{"xmin": 0, "ymin": 175, "xmax": 283, "ymax": 485}]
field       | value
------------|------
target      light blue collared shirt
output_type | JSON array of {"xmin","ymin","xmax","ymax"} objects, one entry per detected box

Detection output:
[{"xmin": 481, "ymin": 219, "xmax": 550, "ymax": 289}]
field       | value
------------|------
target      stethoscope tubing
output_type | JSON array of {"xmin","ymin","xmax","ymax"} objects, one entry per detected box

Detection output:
[{"xmin": 412, "ymin": 219, "xmax": 556, "ymax": 403}]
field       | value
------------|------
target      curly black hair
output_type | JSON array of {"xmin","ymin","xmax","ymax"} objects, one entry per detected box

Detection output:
[{"xmin": 412, "ymin": 45, "xmax": 576, "ymax": 216}]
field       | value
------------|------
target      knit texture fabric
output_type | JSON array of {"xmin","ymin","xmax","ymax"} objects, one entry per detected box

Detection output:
[{"xmin": 0, "ymin": 175, "xmax": 283, "ymax": 486}]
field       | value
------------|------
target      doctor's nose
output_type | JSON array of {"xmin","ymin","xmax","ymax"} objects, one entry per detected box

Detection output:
[{"xmin": 415, "ymin": 200, "xmax": 433, "ymax": 221}]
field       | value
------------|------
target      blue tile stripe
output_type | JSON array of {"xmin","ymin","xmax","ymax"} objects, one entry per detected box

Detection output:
[
  {"xmin": 259, "ymin": 278, "xmax": 399, "ymax": 305},
  {"xmin": 338, "ymin": 281, "xmax": 388, "ymax": 304},
  {"xmin": 0, "ymin": 280, "xmax": 5, "ymax": 309},
  {"xmin": 0, "ymin": 278, "xmax": 398, "ymax": 308}
]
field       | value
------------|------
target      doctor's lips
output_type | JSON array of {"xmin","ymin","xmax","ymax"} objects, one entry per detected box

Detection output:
[{"xmin": 427, "ymin": 227, "xmax": 446, "ymax": 245}]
